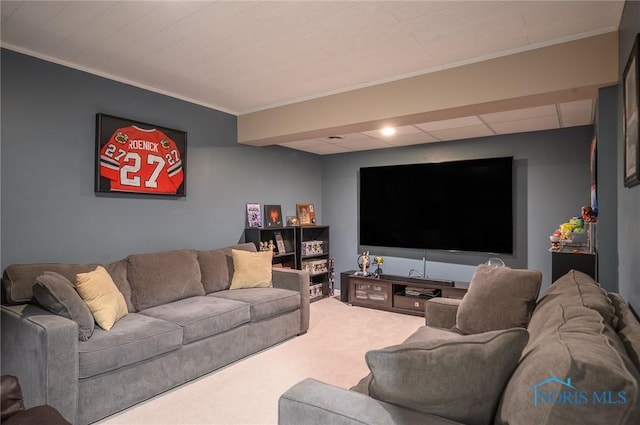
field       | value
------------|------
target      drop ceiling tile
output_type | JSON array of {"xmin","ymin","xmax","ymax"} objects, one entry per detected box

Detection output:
[
  {"xmin": 385, "ymin": 132, "xmax": 440, "ymax": 146},
  {"xmin": 362, "ymin": 125, "xmax": 424, "ymax": 139},
  {"xmin": 427, "ymin": 124, "xmax": 495, "ymax": 141},
  {"xmin": 280, "ymin": 138, "xmax": 329, "ymax": 149},
  {"xmin": 338, "ymin": 138, "xmax": 392, "ymax": 151},
  {"xmin": 489, "ymin": 115, "xmax": 560, "ymax": 134},
  {"xmin": 559, "ymin": 99, "xmax": 593, "ymax": 127},
  {"xmin": 415, "ymin": 116, "xmax": 484, "ymax": 132},
  {"xmin": 480, "ymin": 105, "xmax": 558, "ymax": 123}
]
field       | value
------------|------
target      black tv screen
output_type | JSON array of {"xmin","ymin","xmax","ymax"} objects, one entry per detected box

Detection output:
[{"xmin": 359, "ymin": 157, "xmax": 513, "ymax": 254}]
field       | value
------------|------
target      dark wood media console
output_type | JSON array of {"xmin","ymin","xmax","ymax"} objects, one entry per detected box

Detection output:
[{"xmin": 347, "ymin": 274, "xmax": 468, "ymax": 316}]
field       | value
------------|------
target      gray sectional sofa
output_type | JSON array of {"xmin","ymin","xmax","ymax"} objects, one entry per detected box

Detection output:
[
  {"xmin": 1, "ymin": 243, "xmax": 310, "ymax": 425},
  {"xmin": 280, "ymin": 267, "xmax": 640, "ymax": 425}
]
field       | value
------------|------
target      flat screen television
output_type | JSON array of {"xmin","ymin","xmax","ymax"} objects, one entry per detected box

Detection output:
[{"xmin": 359, "ymin": 156, "xmax": 513, "ymax": 254}]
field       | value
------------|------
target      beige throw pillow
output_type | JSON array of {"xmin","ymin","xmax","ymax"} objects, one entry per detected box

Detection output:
[
  {"xmin": 456, "ymin": 264, "xmax": 542, "ymax": 334},
  {"xmin": 76, "ymin": 266, "xmax": 128, "ymax": 330},
  {"xmin": 230, "ymin": 249, "xmax": 273, "ymax": 289}
]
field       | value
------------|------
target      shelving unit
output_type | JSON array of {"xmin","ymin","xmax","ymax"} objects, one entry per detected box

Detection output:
[
  {"xmin": 296, "ymin": 225, "xmax": 330, "ymax": 301},
  {"xmin": 347, "ymin": 274, "xmax": 468, "ymax": 316},
  {"xmin": 244, "ymin": 227, "xmax": 296, "ymax": 268}
]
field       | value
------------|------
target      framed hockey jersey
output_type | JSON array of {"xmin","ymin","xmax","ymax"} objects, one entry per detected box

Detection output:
[{"xmin": 96, "ymin": 114, "xmax": 187, "ymax": 197}]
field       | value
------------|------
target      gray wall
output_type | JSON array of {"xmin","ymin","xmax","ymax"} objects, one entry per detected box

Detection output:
[
  {"xmin": 596, "ymin": 85, "xmax": 620, "ymax": 293},
  {"xmin": 1, "ymin": 49, "xmax": 322, "ymax": 266},
  {"xmin": 322, "ymin": 127, "xmax": 594, "ymax": 291},
  {"xmin": 617, "ymin": 1, "xmax": 640, "ymax": 310}
]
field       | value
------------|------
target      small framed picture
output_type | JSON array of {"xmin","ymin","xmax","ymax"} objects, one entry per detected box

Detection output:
[
  {"xmin": 274, "ymin": 231, "xmax": 287, "ymax": 254},
  {"xmin": 246, "ymin": 203, "xmax": 262, "ymax": 228},
  {"xmin": 623, "ymin": 33, "xmax": 640, "ymax": 188},
  {"xmin": 286, "ymin": 216, "xmax": 299, "ymax": 226},
  {"xmin": 264, "ymin": 205, "xmax": 283, "ymax": 228},
  {"xmin": 296, "ymin": 203, "xmax": 316, "ymax": 226}
]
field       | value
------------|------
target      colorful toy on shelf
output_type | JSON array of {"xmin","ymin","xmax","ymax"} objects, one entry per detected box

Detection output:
[{"xmin": 581, "ymin": 205, "xmax": 598, "ymax": 223}]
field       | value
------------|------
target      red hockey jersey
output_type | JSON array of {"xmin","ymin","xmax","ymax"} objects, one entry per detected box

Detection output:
[{"xmin": 100, "ymin": 126, "xmax": 184, "ymax": 194}]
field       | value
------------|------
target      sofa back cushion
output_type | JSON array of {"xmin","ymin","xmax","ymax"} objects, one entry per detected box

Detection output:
[
  {"xmin": 127, "ymin": 249, "xmax": 204, "ymax": 311},
  {"xmin": 104, "ymin": 259, "xmax": 136, "ymax": 313},
  {"xmin": 528, "ymin": 270, "xmax": 617, "ymax": 339},
  {"xmin": 366, "ymin": 327, "xmax": 529, "ymax": 425},
  {"xmin": 197, "ymin": 243, "xmax": 256, "ymax": 293},
  {"xmin": 2, "ymin": 263, "xmax": 99, "ymax": 304},
  {"xmin": 455, "ymin": 265, "xmax": 542, "ymax": 334},
  {"xmin": 609, "ymin": 293, "xmax": 640, "ymax": 372},
  {"xmin": 495, "ymin": 305, "xmax": 640, "ymax": 425}
]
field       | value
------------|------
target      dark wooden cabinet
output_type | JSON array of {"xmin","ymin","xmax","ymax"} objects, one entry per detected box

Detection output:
[
  {"xmin": 551, "ymin": 251, "xmax": 597, "ymax": 281},
  {"xmin": 347, "ymin": 274, "xmax": 468, "ymax": 316}
]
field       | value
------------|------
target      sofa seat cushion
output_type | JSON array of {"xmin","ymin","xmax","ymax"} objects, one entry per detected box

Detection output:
[
  {"xmin": 78, "ymin": 313, "xmax": 183, "ymax": 378},
  {"xmin": 140, "ymin": 296, "xmax": 250, "ymax": 344},
  {"xmin": 210, "ymin": 288, "xmax": 300, "ymax": 322},
  {"xmin": 495, "ymin": 305, "xmax": 640, "ymax": 425}
]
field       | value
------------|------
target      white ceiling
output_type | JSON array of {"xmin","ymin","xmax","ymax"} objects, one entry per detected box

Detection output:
[{"xmin": 0, "ymin": 1, "xmax": 624, "ymax": 155}]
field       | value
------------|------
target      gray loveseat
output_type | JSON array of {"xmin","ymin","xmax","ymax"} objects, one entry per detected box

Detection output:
[
  {"xmin": 1, "ymin": 243, "xmax": 309, "ymax": 424},
  {"xmin": 280, "ymin": 267, "xmax": 640, "ymax": 425}
]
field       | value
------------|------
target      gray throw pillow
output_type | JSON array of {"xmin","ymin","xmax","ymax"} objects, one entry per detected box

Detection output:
[
  {"xmin": 32, "ymin": 271, "xmax": 95, "ymax": 341},
  {"xmin": 366, "ymin": 328, "xmax": 529, "ymax": 425},
  {"xmin": 456, "ymin": 265, "xmax": 542, "ymax": 334}
]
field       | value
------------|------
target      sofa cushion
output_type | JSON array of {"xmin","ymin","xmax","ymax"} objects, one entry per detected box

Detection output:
[
  {"xmin": 76, "ymin": 266, "xmax": 128, "ymax": 330},
  {"xmin": 77, "ymin": 313, "xmax": 183, "ymax": 378},
  {"xmin": 127, "ymin": 249, "xmax": 205, "ymax": 311},
  {"xmin": 32, "ymin": 271, "xmax": 95, "ymax": 341},
  {"xmin": 609, "ymin": 293, "xmax": 640, "ymax": 372},
  {"xmin": 140, "ymin": 296, "xmax": 250, "ymax": 344},
  {"xmin": 211, "ymin": 288, "xmax": 300, "ymax": 322},
  {"xmin": 455, "ymin": 265, "xmax": 542, "ymax": 334},
  {"xmin": 2, "ymin": 263, "xmax": 99, "ymax": 304},
  {"xmin": 528, "ymin": 269, "xmax": 617, "ymax": 339},
  {"xmin": 365, "ymin": 327, "xmax": 529, "ymax": 425},
  {"xmin": 230, "ymin": 249, "xmax": 273, "ymax": 289},
  {"xmin": 104, "ymin": 259, "xmax": 136, "ymax": 313},
  {"xmin": 495, "ymin": 305, "xmax": 640, "ymax": 425},
  {"xmin": 197, "ymin": 243, "xmax": 257, "ymax": 293}
]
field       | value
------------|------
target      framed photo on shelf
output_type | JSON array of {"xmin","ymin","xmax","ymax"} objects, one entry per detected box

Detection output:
[
  {"xmin": 264, "ymin": 204, "xmax": 283, "ymax": 228},
  {"xmin": 296, "ymin": 203, "xmax": 316, "ymax": 226},
  {"xmin": 246, "ymin": 203, "xmax": 262, "ymax": 228},
  {"xmin": 286, "ymin": 216, "xmax": 299, "ymax": 226},
  {"xmin": 623, "ymin": 33, "xmax": 640, "ymax": 188},
  {"xmin": 96, "ymin": 113, "xmax": 186, "ymax": 196},
  {"xmin": 274, "ymin": 231, "xmax": 286, "ymax": 254}
]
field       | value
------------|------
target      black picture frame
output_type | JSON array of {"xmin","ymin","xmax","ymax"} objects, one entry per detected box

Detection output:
[
  {"xmin": 96, "ymin": 113, "xmax": 187, "ymax": 196},
  {"xmin": 623, "ymin": 33, "xmax": 640, "ymax": 188},
  {"xmin": 264, "ymin": 204, "xmax": 283, "ymax": 228}
]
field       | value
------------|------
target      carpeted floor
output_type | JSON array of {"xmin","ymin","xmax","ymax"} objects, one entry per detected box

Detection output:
[{"xmin": 96, "ymin": 295, "xmax": 424, "ymax": 425}]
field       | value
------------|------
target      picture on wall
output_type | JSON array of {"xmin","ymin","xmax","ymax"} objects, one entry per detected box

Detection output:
[
  {"xmin": 296, "ymin": 203, "xmax": 316, "ymax": 226},
  {"xmin": 623, "ymin": 33, "xmax": 640, "ymax": 188},
  {"xmin": 264, "ymin": 205, "xmax": 283, "ymax": 228},
  {"xmin": 246, "ymin": 203, "xmax": 262, "ymax": 228},
  {"xmin": 96, "ymin": 113, "xmax": 187, "ymax": 196}
]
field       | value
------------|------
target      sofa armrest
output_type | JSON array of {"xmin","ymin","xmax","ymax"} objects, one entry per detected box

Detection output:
[
  {"xmin": 279, "ymin": 378, "xmax": 461, "ymax": 425},
  {"xmin": 1, "ymin": 304, "xmax": 78, "ymax": 424},
  {"xmin": 272, "ymin": 268, "xmax": 310, "ymax": 334},
  {"xmin": 425, "ymin": 298, "xmax": 461, "ymax": 329}
]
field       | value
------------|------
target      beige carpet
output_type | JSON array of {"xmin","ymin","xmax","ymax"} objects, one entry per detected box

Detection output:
[{"xmin": 96, "ymin": 296, "xmax": 424, "ymax": 425}]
